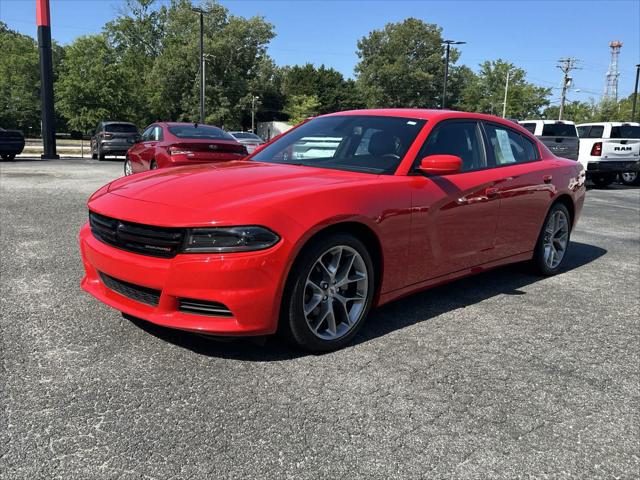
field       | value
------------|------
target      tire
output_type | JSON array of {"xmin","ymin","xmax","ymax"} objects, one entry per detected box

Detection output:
[
  {"xmin": 91, "ymin": 143, "xmax": 97, "ymax": 159},
  {"xmin": 281, "ymin": 233, "xmax": 375, "ymax": 353},
  {"xmin": 150, "ymin": 160, "xmax": 158, "ymax": 170},
  {"xmin": 1, "ymin": 154, "xmax": 15, "ymax": 161},
  {"xmin": 531, "ymin": 202, "xmax": 571, "ymax": 276},
  {"xmin": 620, "ymin": 171, "xmax": 640, "ymax": 186},
  {"xmin": 98, "ymin": 148, "xmax": 105, "ymax": 161},
  {"xmin": 123, "ymin": 157, "xmax": 133, "ymax": 176},
  {"xmin": 591, "ymin": 173, "xmax": 615, "ymax": 188}
]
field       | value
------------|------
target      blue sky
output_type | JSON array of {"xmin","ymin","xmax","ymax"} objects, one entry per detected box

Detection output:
[{"xmin": 1, "ymin": 0, "xmax": 639, "ymax": 104}]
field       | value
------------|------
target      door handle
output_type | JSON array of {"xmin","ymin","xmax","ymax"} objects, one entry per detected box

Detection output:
[
  {"xmin": 543, "ymin": 174, "xmax": 553, "ymax": 184},
  {"xmin": 485, "ymin": 187, "xmax": 500, "ymax": 199}
]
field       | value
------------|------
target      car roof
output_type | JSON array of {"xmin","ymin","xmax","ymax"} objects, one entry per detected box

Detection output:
[
  {"xmin": 519, "ymin": 119, "xmax": 576, "ymax": 125},
  {"xmin": 576, "ymin": 122, "xmax": 640, "ymax": 127},
  {"xmin": 158, "ymin": 122, "xmax": 224, "ymax": 127},
  {"xmin": 102, "ymin": 121, "xmax": 136, "ymax": 125},
  {"xmin": 320, "ymin": 109, "xmax": 536, "ymax": 135}
]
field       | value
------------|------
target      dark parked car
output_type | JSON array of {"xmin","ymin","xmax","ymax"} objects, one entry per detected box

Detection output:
[
  {"xmin": 0, "ymin": 128, "xmax": 25, "ymax": 161},
  {"xmin": 519, "ymin": 120, "xmax": 580, "ymax": 161},
  {"xmin": 91, "ymin": 122, "xmax": 140, "ymax": 160}
]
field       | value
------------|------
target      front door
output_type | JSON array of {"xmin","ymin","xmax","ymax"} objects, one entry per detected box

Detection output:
[{"xmin": 408, "ymin": 120, "xmax": 502, "ymax": 283}]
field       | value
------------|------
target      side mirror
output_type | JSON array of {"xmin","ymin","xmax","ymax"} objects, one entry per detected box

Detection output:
[{"xmin": 417, "ymin": 154, "xmax": 462, "ymax": 175}]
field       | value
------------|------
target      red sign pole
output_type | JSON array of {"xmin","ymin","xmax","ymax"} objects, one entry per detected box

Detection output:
[{"xmin": 36, "ymin": 0, "xmax": 59, "ymax": 159}]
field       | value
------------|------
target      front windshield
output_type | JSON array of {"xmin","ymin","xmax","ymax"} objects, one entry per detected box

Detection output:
[{"xmin": 251, "ymin": 115, "xmax": 426, "ymax": 174}]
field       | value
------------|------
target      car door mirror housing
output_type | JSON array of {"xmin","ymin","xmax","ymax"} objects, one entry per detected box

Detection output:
[{"xmin": 418, "ymin": 154, "xmax": 462, "ymax": 175}]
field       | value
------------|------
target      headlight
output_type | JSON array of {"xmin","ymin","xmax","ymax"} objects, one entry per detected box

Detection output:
[{"xmin": 183, "ymin": 226, "xmax": 280, "ymax": 253}]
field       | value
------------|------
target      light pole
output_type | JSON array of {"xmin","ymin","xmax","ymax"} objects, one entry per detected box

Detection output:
[
  {"xmin": 502, "ymin": 69, "xmax": 510, "ymax": 118},
  {"xmin": 192, "ymin": 7, "xmax": 206, "ymax": 124},
  {"xmin": 632, "ymin": 64, "xmax": 640, "ymax": 122},
  {"xmin": 251, "ymin": 95, "xmax": 259, "ymax": 133},
  {"xmin": 441, "ymin": 39, "xmax": 465, "ymax": 109},
  {"xmin": 36, "ymin": 0, "xmax": 59, "ymax": 159}
]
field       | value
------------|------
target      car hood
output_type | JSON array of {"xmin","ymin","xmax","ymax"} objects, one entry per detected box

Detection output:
[{"xmin": 104, "ymin": 160, "xmax": 369, "ymax": 214}]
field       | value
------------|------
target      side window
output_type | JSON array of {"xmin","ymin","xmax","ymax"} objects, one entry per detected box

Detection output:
[
  {"xmin": 588, "ymin": 125, "xmax": 604, "ymax": 138},
  {"xmin": 577, "ymin": 126, "xmax": 589, "ymax": 138},
  {"xmin": 519, "ymin": 134, "xmax": 540, "ymax": 161},
  {"xmin": 520, "ymin": 122, "xmax": 537, "ymax": 135},
  {"xmin": 95, "ymin": 123, "xmax": 102, "ymax": 135},
  {"xmin": 418, "ymin": 121, "xmax": 486, "ymax": 172},
  {"xmin": 141, "ymin": 125, "xmax": 154, "ymax": 141},
  {"xmin": 484, "ymin": 124, "xmax": 534, "ymax": 166}
]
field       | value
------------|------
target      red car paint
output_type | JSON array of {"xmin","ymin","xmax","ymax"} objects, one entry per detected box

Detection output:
[
  {"xmin": 80, "ymin": 109, "xmax": 586, "ymax": 336},
  {"xmin": 126, "ymin": 122, "xmax": 247, "ymax": 173}
]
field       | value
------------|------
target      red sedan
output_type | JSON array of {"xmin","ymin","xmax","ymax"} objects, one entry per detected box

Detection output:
[
  {"xmin": 124, "ymin": 122, "xmax": 247, "ymax": 176},
  {"xmin": 80, "ymin": 109, "xmax": 586, "ymax": 352}
]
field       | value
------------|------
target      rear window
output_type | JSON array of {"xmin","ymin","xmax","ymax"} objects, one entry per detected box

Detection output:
[
  {"xmin": 231, "ymin": 132, "xmax": 262, "ymax": 140},
  {"xmin": 520, "ymin": 123, "xmax": 537, "ymax": 134},
  {"xmin": 541, "ymin": 123, "xmax": 577, "ymax": 137},
  {"xmin": 610, "ymin": 125, "xmax": 640, "ymax": 139},
  {"xmin": 105, "ymin": 124, "xmax": 138, "ymax": 133},
  {"xmin": 168, "ymin": 125, "xmax": 235, "ymax": 140}
]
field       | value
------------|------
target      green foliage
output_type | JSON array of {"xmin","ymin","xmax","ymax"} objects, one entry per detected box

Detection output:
[
  {"xmin": 283, "ymin": 94, "xmax": 321, "ymax": 124},
  {"xmin": 457, "ymin": 60, "xmax": 551, "ymax": 118},
  {"xmin": 283, "ymin": 64, "xmax": 363, "ymax": 115},
  {"xmin": 355, "ymin": 18, "xmax": 460, "ymax": 108},
  {"xmin": 542, "ymin": 94, "xmax": 638, "ymax": 123},
  {"xmin": 542, "ymin": 101, "xmax": 597, "ymax": 123}
]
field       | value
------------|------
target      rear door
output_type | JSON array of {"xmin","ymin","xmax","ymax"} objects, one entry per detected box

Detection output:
[
  {"xmin": 482, "ymin": 122, "xmax": 553, "ymax": 257},
  {"xmin": 409, "ymin": 120, "xmax": 502, "ymax": 283}
]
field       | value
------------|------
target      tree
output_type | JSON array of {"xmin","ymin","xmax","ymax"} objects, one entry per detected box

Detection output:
[
  {"xmin": 0, "ymin": 22, "xmax": 63, "ymax": 134},
  {"xmin": 542, "ymin": 100, "xmax": 597, "ymax": 123},
  {"xmin": 283, "ymin": 94, "xmax": 320, "ymax": 124},
  {"xmin": 56, "ymin": 35, "xmax": 136, "ymax": 133},
  {"xmin": 355, "ymin": 18, "xmax": 466, "ymax": 108},
  {"xmin": 458, "ymin": 60, "xmax": 551, "ymax": 118},
  {"xmin": 282, "ymin": 63, "xmax": 363, "ymax": 114}
]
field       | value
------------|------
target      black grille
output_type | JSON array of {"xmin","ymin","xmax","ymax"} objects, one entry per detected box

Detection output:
[
  {"xmin": 99, "ymin": 272, "xmax": 161, "ymax": 306},
  {"xmin": 89, "ymin": 211, "xmax": 185, "ymax": 258},
  {"xmin": 178, "ymin": 298, "xmax": 233, "ymax": 317}
]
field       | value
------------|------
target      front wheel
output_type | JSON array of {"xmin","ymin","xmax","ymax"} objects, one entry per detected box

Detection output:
[
  {"xmin": 281, "ymin": 233, "xmax": 375, "ymax": 352},
  {"xmin": 531, "ymin": 203, "xmax": 571, "ymax": 276},
  {"xmin": 620, "ymin": 171, "xmax": 640, "ymax": 186},
  {"xmin": 591, "ymin": 173, "xmax": 615, "ymax": 188}
]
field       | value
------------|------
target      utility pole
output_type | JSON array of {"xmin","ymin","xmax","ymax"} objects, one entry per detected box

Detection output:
[
  {"xmin": 36, "ymin": 0, "xmax": 59, "ymax": 159},
  {"xmin": 632, "ymin": 64, "xmax": 640, "ymax": 122},
  {"xmin": 191, "ymin": 7, "xmax": 206, "ymax": 124},
  {"xmin": 441, "ymin": 39, "xmax": 466, "ymax": 109},
  {"xmin": 502, "ymin": 69, "xmax": 510, "ymax": 118},
  {"xmin": 557, "ymin": 57, "xmax": 579, "ymax": 120},
  {"xmin": 251, "ymin": 95, "xmax": 259, "ymax": 133}
]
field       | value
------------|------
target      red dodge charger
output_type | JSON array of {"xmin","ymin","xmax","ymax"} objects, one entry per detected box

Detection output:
[
  {"xmin": 80, "ymin": 109, "xmax": 586, "ymax": 352},
  {"xmin": 124, "ymin": 122, "xmax": 247, "ymax": 176}
]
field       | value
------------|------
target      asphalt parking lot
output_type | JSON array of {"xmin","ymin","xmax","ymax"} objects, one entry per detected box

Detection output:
[{"xmin": 1, "ymin": 158, "xmax": 638, "ymax": 479}]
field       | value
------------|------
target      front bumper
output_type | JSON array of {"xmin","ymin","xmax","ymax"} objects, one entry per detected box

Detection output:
[
  {"xmin": 79, "ymin": 223, "xmax": 287, "ymax": 335},
  {"xmin": 587, "ymin": 159, "xmax": 640, "ymax": 174}
]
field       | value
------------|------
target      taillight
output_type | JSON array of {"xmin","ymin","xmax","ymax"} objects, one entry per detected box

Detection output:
[
  {"xmin": 169, "ymin": 146, "xmax": 193, "ymax": 155},
  {"xmin": 590, "ymin": 142, "xmax": 602, "ymax": 156},
  {"xmin": 103, "ymin": 133, "xmax": 113, "ymax": 140}
]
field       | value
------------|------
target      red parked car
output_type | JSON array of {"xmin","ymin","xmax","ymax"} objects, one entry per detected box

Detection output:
[
  {"xmin": 124, "ymin": 122, "xmax": 247, "ymax": 176},
  {"xmin": 80, "ymin": 109, "xmax": 586, "ymax": 352}
]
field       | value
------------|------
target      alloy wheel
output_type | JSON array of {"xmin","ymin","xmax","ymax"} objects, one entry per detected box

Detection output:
[
  {"xmin": 303, "ymin": 245, "xmax": 368, "ymax": 341},
  {"xmin": 621, "ymin": 172, "xmax": 637, "ymax": 183},
  {"xmin": 124, "ymin": 159, "xmax": 133, "ymax": 176},
  {"xmin": 543, "ymin": 210, "xmax": 569, "ymax": 269}
]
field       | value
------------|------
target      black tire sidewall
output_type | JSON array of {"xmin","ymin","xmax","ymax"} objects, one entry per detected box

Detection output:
[
  {"xmin": 532, "ymin": 203, "xmax": 571, "ymax": 276},
  {"xmin": 283, "ymin": 233, "xmax": 375, "ymax": 353},
  {"xmin": 592, "ymin": 173, "xmax": 614, "ymax": 188}
]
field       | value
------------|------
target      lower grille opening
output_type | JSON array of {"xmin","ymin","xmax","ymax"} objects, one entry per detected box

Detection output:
[
  {"xmin": 99, "ymin": 272, "xmax": 161, "ymax": 307},
  {"xmin": 178, "ymin": 298, "xmax": 233, "ymax": 317}
]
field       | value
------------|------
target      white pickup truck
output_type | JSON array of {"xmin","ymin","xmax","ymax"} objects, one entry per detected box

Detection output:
[{"xmin": 576, "ymin": 122, "xmax": 640, "ymax": 187}]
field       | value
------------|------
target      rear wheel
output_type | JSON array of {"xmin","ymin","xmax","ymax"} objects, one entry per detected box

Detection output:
[
  {"xmin": 281, "ymin": 233, "xmax": 375, "ymax": 352},
  {"xmin": 123, "ymin": 157, "xmax": 133, "ymax": 176},
  {"xmin": 591, "ymin": 173, "xmax": 615, "ymax": 188},
  {"xmin": 97, "ymin": 146, "xmax": 105, "ymax": 161},
  {"xmin": 531, "ymin": 203, "xmax": 571, "ymax": 276},
  {"xmin": 1, "ymin": 154, "xmax": 15, "ymax": 161},
  {"xmin": 620, "ymin": 171, "xmax": 640, "ymax": 186},
  {"xmin": 150, "ymin": 160, "xmax": 158, "ymax": 170}
]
